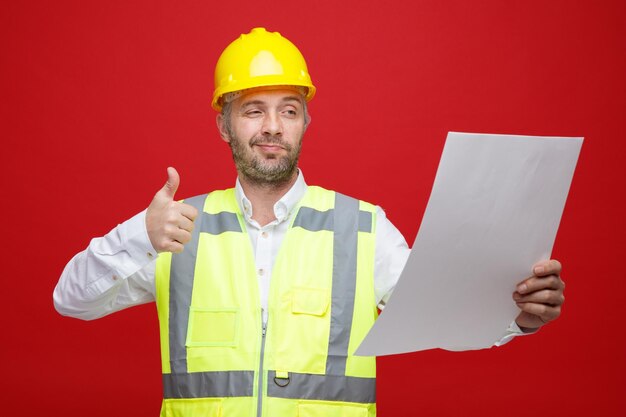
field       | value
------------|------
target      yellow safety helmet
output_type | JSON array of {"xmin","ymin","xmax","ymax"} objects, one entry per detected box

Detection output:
[{"xmin": 212, "ymin": 27, "xmax": 316, "ymax": 111}]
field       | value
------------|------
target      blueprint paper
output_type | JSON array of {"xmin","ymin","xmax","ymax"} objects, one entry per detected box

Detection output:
[{"xmin": 355, "ymin": 132, "xmax": 583, "ymax": 356}]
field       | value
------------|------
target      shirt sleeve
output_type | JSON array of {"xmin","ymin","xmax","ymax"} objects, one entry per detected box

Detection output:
[
  {"xmin": 373, "ymin": 206, "xmax": 410, "ymax": 309},
  {"xmin": 493, "ymin": 320, "xmax": 535, "ymax": 346},
  {"xmin": 53, "ymin": 210, "xmax": 158, "ymax": 320},
  {"xmin": 373, "ymin": 206, "xmax": 525, "ymax": 347}
]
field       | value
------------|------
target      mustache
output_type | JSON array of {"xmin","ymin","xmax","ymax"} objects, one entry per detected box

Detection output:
[{"xmin": 250, "ymin": 135, "xmax": 292, "ymax": 150}]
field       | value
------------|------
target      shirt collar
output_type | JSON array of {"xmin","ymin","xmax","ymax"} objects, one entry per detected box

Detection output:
[{"xmin": 235, "ymin": 170, "xmax": 308, "ymax": 224}]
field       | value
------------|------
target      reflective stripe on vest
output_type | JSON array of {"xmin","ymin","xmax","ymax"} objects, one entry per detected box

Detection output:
[
  {"xmin": 158, "ymin": 187, "xmax": 377, "ymax": 412},
  {"xmin": 163, "ymin": 370, "xmax": 254, "ymax": 398},
  {"xmin": 163, "ymin": 370, "xmax": 376, "ymax": 404},
  {"xmin": 293, "ymin": 206, "xmax": 373, "ymax": 233},
  {"xmin": 326, "ymin": 193, "xmax": 360, "ymax": 376},
  {"xmin": 167, "ymin": 194, "xmax": 208, "ymax": 375}
]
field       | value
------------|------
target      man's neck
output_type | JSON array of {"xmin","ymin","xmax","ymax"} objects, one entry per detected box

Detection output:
[{"xmin": 238, "ymin": 172, "xmax": 298, "ymax": 227}]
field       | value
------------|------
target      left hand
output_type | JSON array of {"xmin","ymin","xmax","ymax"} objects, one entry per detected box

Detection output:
[{"xmin": 513, "ymin": 259, "xmax": 565, "ymax": 331}]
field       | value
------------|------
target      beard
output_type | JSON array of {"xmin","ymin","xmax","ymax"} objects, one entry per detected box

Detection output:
[{"xmin": 228, "ymin": 133, "xmax": 303, "ymax": 187}]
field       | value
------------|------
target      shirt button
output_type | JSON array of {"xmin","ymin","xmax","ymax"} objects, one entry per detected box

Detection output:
[
  {"xmin": 261, "ymin": 231, "xmax": 268, "ymax": 238},
  {"xmin": 258, "ymin": 268, "xmax": 265, "ymax": 276},
  {"xmin": 147, "ymin": 252, "xmax": 154, "ymax": 259},
  {"xmin": 112, "ymin": 275, "xmax": 118, "ymax": 281}
]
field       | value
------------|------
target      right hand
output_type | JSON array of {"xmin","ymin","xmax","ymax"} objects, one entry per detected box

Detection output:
[{"xmin": 146, "ymin": 167, "xmax": 199, "ymax": 253}]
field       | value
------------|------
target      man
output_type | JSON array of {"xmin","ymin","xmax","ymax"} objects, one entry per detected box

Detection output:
[{"xmin": 54, "ymin": 28, "xmax": 565, "ymax": 417}]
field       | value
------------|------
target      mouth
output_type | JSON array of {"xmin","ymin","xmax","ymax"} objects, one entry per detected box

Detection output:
[{"xmin": 253, "ymin": 143, "xmax": 286, "ymax": 153}]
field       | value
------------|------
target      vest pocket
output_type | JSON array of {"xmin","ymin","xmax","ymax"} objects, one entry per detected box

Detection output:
[
  {"xmin": 186, "ymin": 307, "xmax": 239, "ymax": 347},
  {"xmin": 162, "ymin": 398, "xmax": 223, "ymax": 417},
  {"xmin": 291, "ymin": 287, "xmax": 330, "ymax": 316},
  {"xmin": 273, "ymin": 287, "xmax": 331, "ymax": 373},
  {"xmin": 297, "ymin": 400, "xmax": 368, "ymax": 417}
]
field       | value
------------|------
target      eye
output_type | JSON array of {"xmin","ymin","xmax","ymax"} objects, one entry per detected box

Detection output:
[
  {"xmin": 245, "ymin": 109, "xmax": 263, "ymax": 117},
  {"xmin": 282, "ymin": 108, "xmax": 298, "ymax": 117}
]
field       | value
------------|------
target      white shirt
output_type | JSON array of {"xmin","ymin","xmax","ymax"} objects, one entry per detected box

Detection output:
[{"xmin": 53, "ymin": 171, "xmax": 523, "ymax": 344}]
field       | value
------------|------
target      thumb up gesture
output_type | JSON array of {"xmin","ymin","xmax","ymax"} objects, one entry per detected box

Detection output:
[{"xmin": 146, "ymin": 167, "xmax": 199, "ymax": 253}]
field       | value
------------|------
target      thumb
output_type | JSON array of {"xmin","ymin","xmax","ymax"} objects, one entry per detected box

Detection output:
[{"xmin": 160, "ymin": 167, "xmax": 180, "ymax": 199}]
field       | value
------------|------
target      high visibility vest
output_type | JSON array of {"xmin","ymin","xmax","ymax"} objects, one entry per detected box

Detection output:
[{"xmin": 155, "ymin": 186, "xmax": 378, "ymax": 417}]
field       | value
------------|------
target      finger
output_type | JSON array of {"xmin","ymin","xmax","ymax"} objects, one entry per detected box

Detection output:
[
  {"xmin": 168, "ymin": 227, "xmax": 192, "ymax": 245},
  {"xmin": 513, "ymin": 289, "xmax": 565, "ymax": 306},
  {"xmin": 179, "ymin": 202, "xmax": 199, "ymax": 221},
  {"xmin": 160, "ymin": 167, "xmax": 180, "ymax": 200},
  {"xmin": 516, "ymin": 301, "xmax": 561, "ymax": 322},
  {"xmin": 177, "ymin": 215, "xmax": 195, "ymax": 233},
  {"xmin": 516, "ymin": 275, "xmax": 564, "ymax": 295},
  {"xmin": 164, "ymin": 241, "xmax": 185, "ymax": 254},
  {"xmin": 532, "ymin": 259, "xmax": 562, "ymax": 277}
]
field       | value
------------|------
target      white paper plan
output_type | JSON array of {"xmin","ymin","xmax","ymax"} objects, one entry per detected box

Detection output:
[{"xmin": 355, "ymin": 132, "xmax": 583, "ymax": 356}]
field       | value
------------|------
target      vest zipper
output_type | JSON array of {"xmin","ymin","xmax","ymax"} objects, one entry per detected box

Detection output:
[{"xmin": 257, "ymin": 310, "xmax": 267, "ymax": 417}]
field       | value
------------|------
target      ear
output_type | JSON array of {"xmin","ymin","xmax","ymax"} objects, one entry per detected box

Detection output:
[
  {"xmin": 216, "ymin": 113, "xmax": 231, "ymax": 143},
  {"xmin": 303, "ymin": 112, "xmax": 311, "ymax": 133}
]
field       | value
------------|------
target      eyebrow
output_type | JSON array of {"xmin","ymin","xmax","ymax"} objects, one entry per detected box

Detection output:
[
  {"xmin": 281, "ymin": 96, "xmax": 303, "ymax": 104},
  {"xmin": 240, "ymin": 96, "xmax": 303, "ymax": 108}
]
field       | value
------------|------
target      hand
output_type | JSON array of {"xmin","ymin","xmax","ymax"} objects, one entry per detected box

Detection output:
[
  {"xmin": 146, "ymin": 167, "xmax": 199, "ymax": 253},
  {"xmin": 513, "ymin": 259, "xmax": 565, "ymax": 332}
]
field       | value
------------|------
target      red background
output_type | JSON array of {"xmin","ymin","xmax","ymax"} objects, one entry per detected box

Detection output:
[{"xmin": 2, "ymin": 0, "xmax": 625, "ymax": 415}]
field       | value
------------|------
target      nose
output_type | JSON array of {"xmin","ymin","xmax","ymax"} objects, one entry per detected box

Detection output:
[{"xmin": 261, "ymin": 111, "xmax": 283, "ymax": 136}]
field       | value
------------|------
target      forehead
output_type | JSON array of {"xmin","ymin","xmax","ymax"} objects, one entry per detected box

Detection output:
[{"xmin": 235, "ymin": 88, "xmax": 305, "ymax": 108}]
